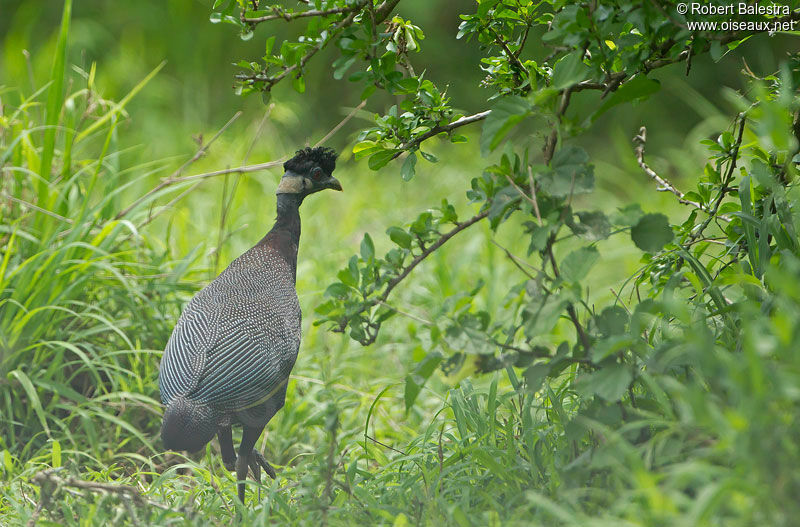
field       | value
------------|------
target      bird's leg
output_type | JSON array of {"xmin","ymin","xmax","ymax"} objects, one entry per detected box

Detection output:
[
  {"xmin": 235, "ymin": 425, "xmax": 265, "ymax": 503},
  {"xmin": 218, "ymin": 426, "xmax": 236, "ymax": 471}
]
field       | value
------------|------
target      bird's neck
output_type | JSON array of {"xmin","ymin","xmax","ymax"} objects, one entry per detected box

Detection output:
[{"xmin": 259, "ymin": 193, "xmax": 303, "ymax": 276}]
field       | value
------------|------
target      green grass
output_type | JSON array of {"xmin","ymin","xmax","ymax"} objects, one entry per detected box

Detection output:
[{"xmin": 3, "ymin": 6, "xmax": 800, "ymax": 527}]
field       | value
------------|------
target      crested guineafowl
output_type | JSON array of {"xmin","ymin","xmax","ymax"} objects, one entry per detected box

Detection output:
[{"xmin": 158, "ymin": 147, "xmax": 342, "ymax": 502}]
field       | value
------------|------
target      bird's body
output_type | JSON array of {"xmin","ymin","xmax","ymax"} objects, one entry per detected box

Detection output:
[
  {"xmin": 158, "ymin": 147, "xmax": 341, "ymax": 502},
  {"xmin": 159, "ymin": 236, "xmax": 301, "ymax": 449}
]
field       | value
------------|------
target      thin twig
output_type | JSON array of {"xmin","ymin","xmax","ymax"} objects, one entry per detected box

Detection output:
[
  {"xmin": 527, "ymin": 165, "xmax": 542, "ymax": 224},
  {"xmin": 690, "ymin": 114, "xmax": 746, "ymax": 241},
  {"xmin": 115, "ymin": 111, "xmax": 243, "ymax": 220},
  {"xmin": 30, "ymin": 469, "xmax": 184, "ymax": 516},
  {"xmin": 377, "ymin": 300, "xmax": 433, "ymax": 325},
  {"xmin": 504, "ymin": 174, "xmax": 537, "ymax": 208},
  {"xmin": 2, "ymin": 193, "xmax": 74, "ymax": 224},
  {"xmin": 543, "ymin": 86, "xmax": 572, "ymax": 164},
  {"xmin": 487, "ymin": 26, "xmax": 526, "ymax": 79},
  {"xmin": 335, "ymin": 209, "xmax": 490, "ymax": 344},
  {"xmin": 237, "ymin": 8, "xmax": 364, "ymax": 90},
  {"xmin": 633, "ymin": 126, "xmax": 706, "ymax": 210},
  {"xmin": 243, "ymin": 3, "xmax": 363, "ymax": 23},
  {"xmin": 490, "ymin": 239, "xmax": 536, "ymax": 281},
  {"xmin": 390, "ymin": 110, "xmax": 491, "ymax": 160},
  {"xmin": 378, "ymin": 210, "xmax": 490, "ymax": 306},
  {"xmin": 366, "ymin": 434, "xmax": 408, "ymax": 456},
  {"xmin": 313, "ymin": 100, "xmax": 367, "ymax": 148}
]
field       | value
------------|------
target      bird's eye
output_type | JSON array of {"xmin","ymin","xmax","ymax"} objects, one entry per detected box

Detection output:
[{"xmin": 311, "ymin": 167, "xmax": 324, "ymax": 180}]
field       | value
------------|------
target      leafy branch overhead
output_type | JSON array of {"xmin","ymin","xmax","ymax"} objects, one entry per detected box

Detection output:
[{"xmin": 217, "ymin": 0, "xmax": 800, "ymax": 390}]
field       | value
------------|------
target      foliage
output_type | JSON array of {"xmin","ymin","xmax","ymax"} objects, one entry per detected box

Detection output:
[{"xmin": 2, "ymin": 0, "xmax": 800, "ymax": 526}]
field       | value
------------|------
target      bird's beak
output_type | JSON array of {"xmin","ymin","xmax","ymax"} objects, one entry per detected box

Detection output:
[{"xmin": 326, "ymin": 176, "xmax": 343, "ymax": 191}]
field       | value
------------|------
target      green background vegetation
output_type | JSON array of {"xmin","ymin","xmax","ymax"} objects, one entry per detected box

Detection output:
[{"xmin": 1, "ymin": 0, "xmax": 799, "ymax": 525}]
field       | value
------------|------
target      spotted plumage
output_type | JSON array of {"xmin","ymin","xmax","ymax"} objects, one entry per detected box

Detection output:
[{"xmin": 158, "ymin": 146, "xmax": 341, "ymax": 503}]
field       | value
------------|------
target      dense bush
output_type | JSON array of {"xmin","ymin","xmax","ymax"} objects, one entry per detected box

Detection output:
[{"xmin": 2, "ymin": 0, "xmax": 799, "ymax": 525}]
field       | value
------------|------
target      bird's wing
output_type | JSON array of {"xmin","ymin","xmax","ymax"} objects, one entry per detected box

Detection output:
[
  {"xmin": 159, "ymin": 250, "xmax": 301, "ymax": 411},
  {"xmin": 158, "ymin": 293, "xmax": 219, "ymax": 404}
]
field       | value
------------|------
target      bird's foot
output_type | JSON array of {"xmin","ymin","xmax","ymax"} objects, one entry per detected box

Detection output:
[
  {"xmin": 249, "ymin": 449, "xmax": 276, "ymax": 480},
  {"xmin": 234, "ymin": 450, "xmax": 277, "ymax": 502}
]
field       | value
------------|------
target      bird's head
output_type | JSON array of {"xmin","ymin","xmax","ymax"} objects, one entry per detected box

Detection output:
[{"xmin": 276, "ymin": 147, "xmax": 342, "ymax": 198}]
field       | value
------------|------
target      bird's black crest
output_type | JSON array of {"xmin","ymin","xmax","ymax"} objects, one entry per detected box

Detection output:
[{"xmin": 283, "ymin": 147, "xmax": 338, "ymax": 176}]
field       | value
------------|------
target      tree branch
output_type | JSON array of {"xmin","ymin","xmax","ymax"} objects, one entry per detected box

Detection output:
[
  {"xmin": 633, "ymin": 126, "xmax": 707, "ymax": 211},
  {"xmin": 374, "ymin": 0, "xmax": 402, "ymax": 23},
  {"xmin": 391, "ymin": 110, "xmax": 491, "ymax": 160},
  {"xmin": 379, "ymin": 210, "xmax": 490, "ymax": 304},
  {"xmin": 236, "ymin": 8, "xmax": 362, "ymax": 90},
  {"xmin": 336, "ymin": 208, "xmax": 490, "ymax": 345},
  {"xmin": 690, "ymin": 114, "xmax": 746, "ymax": 241},
  {"xmin": 243, "ymin": 4, "xmax": 363, "ymax": 23}
]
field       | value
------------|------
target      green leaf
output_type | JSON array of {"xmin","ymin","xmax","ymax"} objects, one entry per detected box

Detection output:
[
  {"xmin": 8, "ymin": 370, "xmax": 50, "ymax": 438},
  {"xmin": 551, "ymin": 51, "xmax": 589, "ymax": 90},
  {"xmin": 420, "ymin": 151, "xmax": 438, "ymax": 163},
  {"xmin": 524, "ymin": 363, "xmax": 551, "ymax": 392},
  {"xmin": 51, "ymin": 440, "xmax": 61, "ymax": 468},
  {"xmin": 631, "ymin": 213, "xmax": 673, "ymax": 253},
  {"xmin": 560, "ymin": 246, "xmax": 599, "ymax": 283},
  {"xmin": 404, "ymin": 351, "xmax": 443, "ymax": 411},
  {"xmin": 576, "ymin": 364, "xmax": 632, "ymax": 402},
  {"xmin": 353, "ymin": 140, "xmax": 381, "ymax": 159},
  {"xmin": 487, "ymin": 187, "xmax": 519, "ymax": 225},
  {"xmin": 368, "ymin": 149, "xmax": 399, "ymax": 170},
  {"xmin": 292, "ymin": 74, "xmax": 306, "ymax": 93},
  {"xmin": 387, "ymin": 226, "xmax": 412, "ymax": 249},
  {"xmin": 539, "ymin": 145, "xmax": 594, "ymax": 197},
  {"xmin": 265, "ymin": 35, "xmax": 276, "ymax": 55},
  {"xmin": 590, "ymin": 76, "xmax": 660, "ymax": 123},
  {"xmin": 595, "ymin": 306, "xmax": 628, "ymax": 336},
  {"xmin": 524, "ymin": 294, "xmax": 569, "ymax": 336},
  {"xmin": 39, "ymin": 0, "xmax": 72, "ymax": 205},
  {"xmin": 401, "ymin": 152, "xmax": 417, "ymax": 181},
  {"xmin": 572, "ymin": 210, "xmax": 610, "ymax": 240},
  {"xmin": 480, "ymin": 96, "xmax": 531, "ymax": 155},
  {"xmin": 325, "ymin": 282, "xmax": 351, "ymax": 298},
  {"xmin": 611, "ymin": 203, "xmax": 644, "ymax": 226},
  {"xmin": 360, "ymin": 233, "xmax": 375, "ymax": 261}
]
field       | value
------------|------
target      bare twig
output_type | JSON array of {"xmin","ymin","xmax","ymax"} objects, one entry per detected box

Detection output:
[
  {"xmin": 115, "ymin": 111, "xmax": 243, "ymax": 220},
  {"xmin": 29, "ymin": 468, "xmax": 185, "ymax": 523},
  {"xmin": 366, "ymin": 434, "xmax": 408, "ymax": 456},
  {"xmin": 313, "ymin": 100, "xmax": 367, "ymax": 148},
  {"xmin": 633, "ymin": 126, "xmax": 705, "ymax": 210},
  {"xmin": 374, "ymin": 0, "xmax": 402, "ymax": 23},
  {"xmin": 491, "ymin": 239, "xmax": 536, "ymax": 280},
  {"xmin": 527, "ymin": 165, "xmax": 542, "ymax": 224},
  {"xmin": 2, "ymin": 193, "xmax": 74, "ymax": 224}
]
